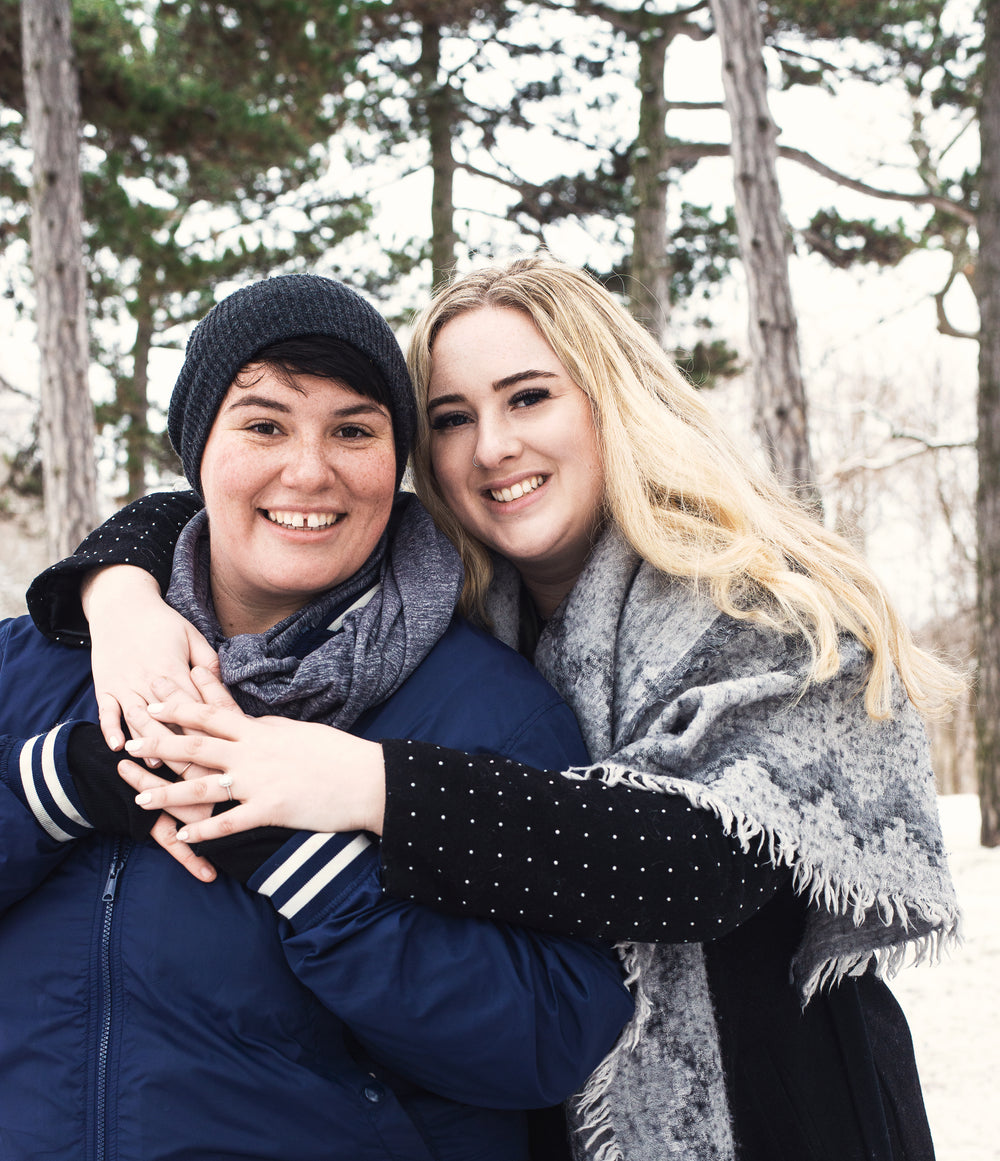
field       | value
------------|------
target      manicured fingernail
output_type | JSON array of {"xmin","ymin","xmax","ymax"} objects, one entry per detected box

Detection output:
[
  {"xmin": 147, "ymin": 702, "xmax": 165, "ymax": 714},
  {"xmin": 124, "ymin": 739, "xmax": 142, "ymax": 752},
  {"xmin": 135, "ymin": 792, "xmax": 151, "ymax": 805},
  {"xmin": 108, "ymin": 734, "xmax": 123, "ymax": 751},
  {"xmin": 176, "ymin": 829, "xmax": 190, "ymax": 843}
]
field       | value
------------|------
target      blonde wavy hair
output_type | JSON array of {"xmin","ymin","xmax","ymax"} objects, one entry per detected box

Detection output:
[{"xmin": 408, "ymin": 254, "xmax": 963, "ymax": 720}]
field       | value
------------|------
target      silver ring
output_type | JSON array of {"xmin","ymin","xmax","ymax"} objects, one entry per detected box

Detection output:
[
  {"xmin": 473, "ymin": 454, "xmax": 481, "ymax": 468},
  {"xmin": 218, "ymin": 773, "xmax": 234, "ymax": 801},
  {"xmin": 178, "ymin": 762, "xmax": 193, "ymax": 777}
]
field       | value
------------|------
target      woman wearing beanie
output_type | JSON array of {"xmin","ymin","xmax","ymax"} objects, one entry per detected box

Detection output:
[{"xmin": 0, "ymin": 274, "xmax": 633, "ymax": 1161}]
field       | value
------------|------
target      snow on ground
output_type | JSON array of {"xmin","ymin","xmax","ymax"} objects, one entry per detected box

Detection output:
[
  {"xmin": 0, "ymin": 508, "xmax": 996, "ymax": 1157},
  {"xmin": 891, "ymin": 793, "xmax": 999, "ymax": 1161}
]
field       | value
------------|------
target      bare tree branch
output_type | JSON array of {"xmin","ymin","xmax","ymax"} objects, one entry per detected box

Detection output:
[
  {"xmin": 666, "ymin": 100, "xmax": 726, "ymax": 112},
  {"xmin": 536, "ymin": 0, "xmax": 711, "ymax": 40},
  {"xmin": 0, "ymin": 372, "xmax": 36, "ymax": 401},
  {"xmin": 457, "ymin": 158, "xmax": 530, "ymax": 198},
  {"xmin": 826, "ymin": 439, "xmax": 974, "ymax": 482},
  {"xmin": 777, "ymin": 144, "xmax": 976, "ymax": 225},
  {"xmin": 823, "ymin": 402, "xmax": 974, "ymax": 483},
  {"xmin": 936, "ymin": 289, "xmax": 979, "ymax": 340},
  {"xmin": 856, "ymin": 402, "xmax": 975, "ymax": 447},
  {"xmin": 767, "ymin": 42, "xmax": 873, "ymax": 82},
  {"xmin": 935, "ymin": 475, "xmax": 976, "ymax": 568},
  {"xmin": 931, "ymin": 259, "xmax": 980, "ymax": 340},
  {"xmin": 666, "ymin": 140, "xmax": 976, "ymax": 225}
]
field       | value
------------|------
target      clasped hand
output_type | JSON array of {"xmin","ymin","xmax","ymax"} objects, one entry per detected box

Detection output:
[{"xmin": 119, "ymin": 667, "xmax": 387, "ymax": 878}]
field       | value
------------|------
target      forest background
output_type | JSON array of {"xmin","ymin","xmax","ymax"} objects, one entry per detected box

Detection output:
[
  {"xmin": 0, "ymin": 0, "xmax": 992, "ymax": 800},
  {"xmin": 0, "ymin": 2, "xmax": 997, "ymax": 1154},
  {"xmin": 6, "ymin": 0, "xmax": 989, "ymax": 801},
  {"xmin": 0, "ymin": 1, "xmax": 990, "ymax": 799}
]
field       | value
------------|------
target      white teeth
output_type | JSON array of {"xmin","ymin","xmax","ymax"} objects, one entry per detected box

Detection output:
[
  {"xmin": 490, "ymin": 476, "xmax": 543, "ymax": 504},
  {"xmin": 266, "ymin": 510, "xmax": 339, "ymax": 529}
]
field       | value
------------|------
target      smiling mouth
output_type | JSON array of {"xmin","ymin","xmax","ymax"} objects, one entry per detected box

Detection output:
[
  {"xmin": 488, "ymin": 476, "xmax": 545, "ymax": 503},
  {"xmin": 264, "ymin": 509, "xmax": 344, "ymax": 529}
]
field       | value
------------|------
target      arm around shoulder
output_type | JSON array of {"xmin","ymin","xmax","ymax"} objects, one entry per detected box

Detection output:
[
  {"xmin": 26, "ymin": 490, "xmax": 203, "ymax": 644},
  {"xmin": 381, "ymin": 738, "xmax": 788, "ymax": 941}
]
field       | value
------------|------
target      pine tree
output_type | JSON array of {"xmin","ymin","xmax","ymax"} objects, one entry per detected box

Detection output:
[{"xmin": 3, "ymin": 0, "xmax": 371, "ymax": 498}]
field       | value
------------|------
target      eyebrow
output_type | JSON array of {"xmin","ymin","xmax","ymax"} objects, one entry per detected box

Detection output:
[
  {"xmin": 225, "ymin": 394, "xmax": 293, "ymax": 414},
  {"xmin": 427, "ymin": 368, "xmax": 558, "ymax": 411},
  {"xmin": 225, "ymin": 394, "xmax": 388, "ymax": 418}
]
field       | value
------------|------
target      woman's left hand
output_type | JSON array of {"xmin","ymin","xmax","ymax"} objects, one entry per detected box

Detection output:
[{"xmin": 119, "ymin": 666, "xmax": 387, "ymax": 844}]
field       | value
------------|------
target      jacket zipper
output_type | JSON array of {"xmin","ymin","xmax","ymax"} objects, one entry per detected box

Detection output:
[{"xmin": 95, "ymin": 840, "xmax": 128, "ymax": 1161}]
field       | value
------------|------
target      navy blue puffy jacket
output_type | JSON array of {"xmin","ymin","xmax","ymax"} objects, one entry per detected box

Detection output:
[{"xmin": 0, "ymin": 614, "xmax": 632, "ymax": 1161}]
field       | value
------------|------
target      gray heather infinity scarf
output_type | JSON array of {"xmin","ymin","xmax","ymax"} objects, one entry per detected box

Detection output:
[
  {"xmin": 166, "ymin": 493, "xmax": 463, "ymax": 726},
  {"xmin": 485, "ymin": 527, "xmax": 961, "ymax": 1161}
]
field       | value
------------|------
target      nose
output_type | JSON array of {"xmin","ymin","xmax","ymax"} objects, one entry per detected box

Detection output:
[
  {"xmin": 279, "ymin": 438, "xmax": 334, "ymax": 491},
  {"xmin": 473, "ymin": 415, "xmax": 522, "ymax": 470}
]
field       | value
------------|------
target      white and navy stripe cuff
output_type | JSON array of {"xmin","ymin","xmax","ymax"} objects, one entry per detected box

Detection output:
[
  {"xmin": 249, "ymin": 830, "xmax": 376, "ymax": 925},
  {"xmin": 16, "ymin": 724, "xmax": 93, "ymax": 842}
]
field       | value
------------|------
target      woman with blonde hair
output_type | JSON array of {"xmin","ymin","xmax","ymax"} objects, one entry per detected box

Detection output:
[
  {"xmin": 29, "ymin": 254, "xmax": 960, "ymax": 1161},
  {"xmin": 408, "ymin": 256, "xmax": 955, "ymax": 721}
]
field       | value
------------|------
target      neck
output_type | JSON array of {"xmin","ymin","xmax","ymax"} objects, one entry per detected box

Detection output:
[
  {"xmin": 210, "ymin": 576, "xmax": 302, "ymax": 638},
  {"xmin": 521, "ymin": 570, "xmax": 581, "ymax": 621},
  {"xmin": 517, "ymin": 525, "xmax": 604, "ymax": 619}
]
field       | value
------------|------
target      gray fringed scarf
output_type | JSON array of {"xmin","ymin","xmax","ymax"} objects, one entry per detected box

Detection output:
[
  {"xmin": 166, "ymin": 493, "xmax": 463, "ymax": 726},
  {"xmin": 485, "ymin": 528, "xmax": 961, "ymax": 1161}
]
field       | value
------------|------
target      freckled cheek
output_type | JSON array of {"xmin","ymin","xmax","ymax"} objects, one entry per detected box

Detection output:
[
  {"xmin": 201, "ymin": 446, "xmax": 268, "ymax": 514},
  {"xmin": 346, "ymin": 447, "xmax": 397, "ymax": 510}
]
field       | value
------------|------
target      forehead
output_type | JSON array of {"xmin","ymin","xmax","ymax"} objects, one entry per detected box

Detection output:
[
  {"xmin": 219, "ymin": 365, "xmax": 390, "ymax": 414},
  {"xmin": 428, "ymin": 307, "xmax": 565, "ymax": 392}
]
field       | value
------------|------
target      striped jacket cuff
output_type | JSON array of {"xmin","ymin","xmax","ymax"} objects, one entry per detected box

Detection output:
[
  {"xmin": 3, "ymin": 724, "xmax": 93, "ymax": 842},
  {"xmin": 248, "ymin": 830, "xmax": 378, "ymax": 927}
]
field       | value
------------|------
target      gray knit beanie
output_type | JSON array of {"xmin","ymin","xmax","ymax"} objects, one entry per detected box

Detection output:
[{"xmin": 167, "ymin": 274, "xmax": 416, "ymax": 494}]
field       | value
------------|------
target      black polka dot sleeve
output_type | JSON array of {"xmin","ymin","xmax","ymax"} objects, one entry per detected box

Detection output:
[
  {"xmin": 380, "ymin": 739, "xmax": 789, "ymax": 944},
  {"xmin": 26, "ymin": 491, "xmax": 203, "ymax": 646}
]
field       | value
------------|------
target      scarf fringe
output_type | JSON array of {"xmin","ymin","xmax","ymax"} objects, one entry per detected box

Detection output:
[
  {"xmin": 564, "ymin": 761, "xmax": 961, "ymax": 1003},
  {"xmin": 571, "ymin": 940, "xmax": 655, "ymax": 1161},
  {"xmin": 800, "ymin": 918, "xmax": 961, "ymax": 997}
]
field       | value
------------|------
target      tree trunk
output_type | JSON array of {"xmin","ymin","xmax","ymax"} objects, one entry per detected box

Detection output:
[
  {"xmin": 121, "ymin": 303, "xmax": 153, "ymax": 503},
  {"xmin": 975, "ymin": 0, "xmax": 1000, "ymax": 847},
  {"xmin": 630, "ymin": 26, "xmax": 672, "ymax": 345},
  {"xmin": 21, "ymin": 0, "xmax": 98, "ymax": 559},
  {"xmin": 708, "ymin": 0, "xmax": 820, "ymax": 508},
  {"xmin": 419, "ymin": 21, "xmax": 458, "ymax": 287}
]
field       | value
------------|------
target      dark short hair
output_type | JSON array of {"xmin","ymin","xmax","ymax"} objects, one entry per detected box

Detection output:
[{"xmin": 237, "ymin": 335, "xmax": 393, "ymax": 412}]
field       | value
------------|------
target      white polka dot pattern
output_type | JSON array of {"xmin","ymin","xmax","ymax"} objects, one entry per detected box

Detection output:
[{"xmin": 382, "ymin": 739, "xmax": 783, "ymax": 941}]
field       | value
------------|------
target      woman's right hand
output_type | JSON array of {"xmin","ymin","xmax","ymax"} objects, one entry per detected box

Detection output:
[{"xmin": 82, "ymin": 565, "xmax": 220, "ymax": 752}]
